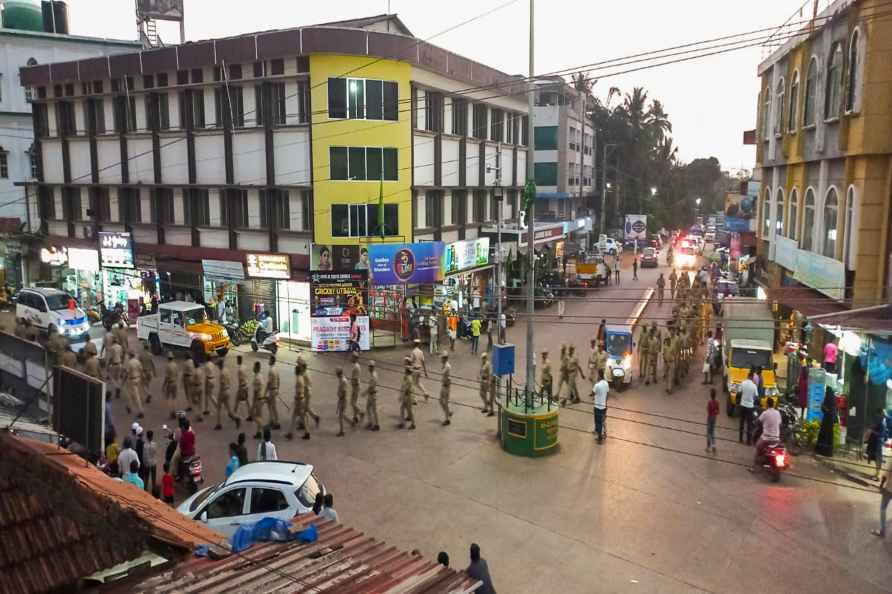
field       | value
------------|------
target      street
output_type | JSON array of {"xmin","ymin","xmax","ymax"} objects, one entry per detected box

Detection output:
[{"xmin": 85, "ymin": 254, "xmax": 891, "ymax": 594}]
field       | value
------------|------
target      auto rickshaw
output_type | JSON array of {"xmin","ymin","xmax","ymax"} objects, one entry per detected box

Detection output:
[{"xmin": 604, "ymin": 324, "xmax": 634, "ymax": 390}]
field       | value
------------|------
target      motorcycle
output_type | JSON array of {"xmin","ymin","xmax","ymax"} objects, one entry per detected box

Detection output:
[
  {"xmin": 181, "ymin": 455, "xmax": 204, "ymax": 495},
  {"xmin": 251, "ymin": 325, "xmax": 279, "ymax": 354},
  {"xmin": 752, "ymin": 420, "xmax": 789, "ymax": 482},
  {"xmin": 102, "ymin": 304, "xmax": 128, "ymax": 331},
  {"xmin": 223, "ymin": 320, "xmax": 245, "ymax": 346}
]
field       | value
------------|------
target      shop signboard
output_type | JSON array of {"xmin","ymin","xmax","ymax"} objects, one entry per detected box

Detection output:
[
  {"xmin": 624, "ymin": 214, "xmax": 647, "ymax": 240},
  {"xmin": 725, "ymin": 217, "xmax": 751, "ymax": 232},
  {"xmin": 245, "ymin": 253, "xmax": 291, "ymax": 279},
  {"xmin": 69, "ymin": 248, "xmax": 99, "ymax": 272},
  {"xmin": 202, "ymin": 259, "xmax": 245, "ymax": 281},
  {"xmin": 368, "ymin": 242, "xmax": 444, "ymax": 284},
  {"xmin": 806, "ymin": 367, "xmax": 827, "ymax": 423},
  {"xmin": 310, "ymin": 316, "xmax": 370, "ymax": 352},
  {"xmin": 40, "ymin": 246, "xmax": 67, "ymax": 266},
  {"xmin": 98, "ymin": 232, "xmax": 134, "ymax": 269},
  {"xmin": 309, "ymin": 270, "xmax": 370, "ymax": 352},
  {"xmin": 774, "ymin": 235, "xmax": 798, "ymax": 271},
  {"xmin": 310, "ymin": 244, "xmax": 370, "ymax": 271},
  {"xmin": 793, "ymin": 249, "xmax": 845, "ymax": 301},
  {"xmin": 443, "ymin": 238, "xmax": 490, "ymax": 275}
]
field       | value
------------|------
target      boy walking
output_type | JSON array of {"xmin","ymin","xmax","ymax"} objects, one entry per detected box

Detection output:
[{"xmin": 706, "ymin": 389, "xmax": 719, "ymax": 453}]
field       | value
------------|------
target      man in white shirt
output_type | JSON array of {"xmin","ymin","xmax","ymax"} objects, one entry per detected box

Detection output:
[
  {"xmin": 592, "ymin": 370, "xmax": 609, "ymax": 443},
  {"xmin": 737, "ymin": 375, "xmax": 758, "ymax": 445},
  {"xmin": 754, "ymin": 397, "xmax": 782, "ymax": 465},
  {"xmin": 117, "ymin": 437, "xmax": 140, "ymax": 478}
]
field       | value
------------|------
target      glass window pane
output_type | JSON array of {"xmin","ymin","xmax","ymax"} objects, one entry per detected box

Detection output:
[
  {"xmin": 366, "ymin": 148, "xmax": 383, "ymax": 181},
  {"xmin": 331, "ymin": 204, "xmax": 349, "ymax": 237},
  {"xmin": 328, "ymin": 78, "xmax": 346, "ymax": 118},
  {"xmin": 348, "ymin": 79, "xmax": 365, "ymax": 119},
  {"xmin": 534, "ymin": 126, "xmax": 558, "ymax": 150},
  {"xmin": 330, "ymin": 147, "xmax": 348, "ymax": 180},
  {"xmin": 383, "ymin": 82, "xmax": 398, "ymax": 121},
  {"xmin": 383, "ymin": 148, "xmax": 398, "ymax": 180},
  {"xmin": 366, "ymin": 80, "xmax": 383, "ymax": 120},
  {"xmin": 384, "ymin": 204, "xmax": 398, "ymax": 236},
  {"xmin": 349, "ymin": 147, "xmax": 366, "ymax": 180}
]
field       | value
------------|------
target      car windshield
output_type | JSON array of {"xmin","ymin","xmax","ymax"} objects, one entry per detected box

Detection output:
[
  {"xmin": 296, "ymin": 473, "xmax": 322, "ymax": 507},
  {"xmin": 189, "ymin": 484, "xmax": 220, "ymax": 512},
  {"xmin": 184, "ymin": 308, "xmax": 208, "ymax": 326},
  {"xmin": 45, "ymin": 293, "xmax": 75, "ymax": 311},
  {"xmin": 731, "ymin": 348, "xmax": 772, "ymax": 370},
  {"xmin": 605, "ymin": 333, "xmax": 632, "ymax": 356}
]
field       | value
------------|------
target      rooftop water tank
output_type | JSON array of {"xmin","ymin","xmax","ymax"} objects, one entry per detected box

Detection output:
[
  {"xmin": 2, "ymin": 0, "xmax": 44, "ymax": 31},
  {"xmin": 41, "ymin": 0, "xmax": 67, "ymax": 34}
]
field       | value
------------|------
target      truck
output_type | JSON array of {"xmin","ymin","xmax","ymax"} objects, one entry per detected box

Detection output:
[
  {"xmin": 137, "ymin": 301, "xmax": 230, "ymax": 361},
  {"xmin": 575, "ymin": 255, "xmax": 607, "ymax": 289},
  {"xmin": 722, "ymin": 298, "xmax": 777, "ymax": 416}
]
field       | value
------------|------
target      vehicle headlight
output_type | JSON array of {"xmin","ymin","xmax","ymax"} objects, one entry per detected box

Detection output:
[
  {"xmin": 189, "ymin": 332, "xmax": 212, "ymax": 342},
  {"xmin": 766, "ymin": 387, "xmax": 778, "ymax": 396},
  {"xmin": 622, "ymin": 354, "xmax": 632, "ymax": 369},
  {"xmin": 221, "ymin": 328, "xmax": 229, "ymax": 338}
]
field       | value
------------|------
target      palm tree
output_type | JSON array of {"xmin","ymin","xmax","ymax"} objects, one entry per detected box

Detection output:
[{"xmin": 570, "ymin": 72, "xmax": 594, "ymax": 94}]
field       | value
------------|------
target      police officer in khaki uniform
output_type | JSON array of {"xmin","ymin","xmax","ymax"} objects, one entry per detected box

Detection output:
[
  {"xmin": 439, "ymin": 352, "xmax": 453, "ymax": 425},
  {"xmin": 61, "ymin": 345, "xmax": 78, "ymax": 368},
  {"xmin": 664, "ymin": 334, "xmax": 677, "ymax": 394},
  {"xmin": 203, "ymin": 354, "xmax": 217, "ymax": 417},
  {"xmin": 399, "ymin": 368, "xmax": 416, "ymax": 430},
  {"xmin": 215, "ymin": 357, "xmax": 239, "ymax": 430},
  {"xmin": 180, "ymin": 355, "xmax": 194, "ymax": 412},
  {"xmin": 125, "ymin": 352, "xmax": 144, "ymax": 418},
  {"xmin": 479, "ymin": 352, "xmax": 493, "ymax": 415},
  {"xmin": 46, "ymin": 328, "xmax": 66, "ymax": 367},
  {"xmin": 411, "ymin": 340, "xmax": 430, "ymax": 402},
  {"xmin": 114, "ymin": 321, "xmax": 129, "ymax": 358},
  {"xmin": 648, "ymin": 324, "xmax": 661, "ymax": 384},
  {"xmin": 162, "ymin": 352, "xmax": 179, "ymax": 419},
  {"xmin": 264, "ymin": 356, "xmax": 281, "ymax": 430},
  {"xmin": 286, "ymin": 365, "xmax": 310, "ymax": 440},
  {"xmin": 191, "ymin": 360, "xmax": 205, "ymax": 422},
  {"xmin": 556, "ymin": 344, "xmax": 569, "ymax": 401},
  {"xmin": 251, "ymin": 361, "xmax": 266, "ymax": 438},
  {"xmin": 350, "ymin": 352, "xmax": 364, "ymax": 426},
  {"xmin": 83, "ymin": 338, "xmax": 98, "ymax": 361},
  {"xmin": 540, "ymin": 350, "xmax": 554, "ymax": 403},
  {"xmin": 335, "ymin": 368, "xmax": 349, "ymax": 436},
  {"xmin": 300, "ymin": 360, "xmax": 321, "ymax": 429},
  {"xmin": 84, "ymin": 350, "xmax": 101, "ymax": 379},
  {"xmin": 138, "ymin": 344, "xmax": 156, "ymax": 403},
  {"xmin": 365, "ymin": 360, "xmax": 380, "ymax": 431},
  {"xmin": 562, "ymin": 345, "xmax": 585, "ymax": 406},
  {"xmin": 588, "ymin": 340, "xmax": 600, "ymax": 388},
  {"xmin": 234, "ymin": 355, "xmax": 251, "ymax": 420},
  {"xmin": 638, "ymin": 329, "xmax": 651, "ymax": 385},
  {"xmin": 107, "ymin": 338, "xmax": 124, "ymax": 399}
]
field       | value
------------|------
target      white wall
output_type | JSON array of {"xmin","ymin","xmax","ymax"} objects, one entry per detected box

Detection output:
[
  {"xmin": 465, "ymin": 140, "xmax": 480, "ymax": 187},
  {"xmin": 160, "ymin": 136, "xmax": 189, "ymax": 184},
  {"xmin": 411, "ymin": 67, "xmax": 528, "ymax": 113},
  {"xmin": 413, "ymin": 133, "xmax": 435, "ymax": 186},
  {"xmin": 484, "ymin": 144, "xmax": 498, "ymax": 186},
  {"xmin": 96, "ymin": 138, "xmax": 121, "ymax": 183},
  {"xmin": 233, "ymin": 131, "xmax": 266, "ymax": 184},
  {"xmin": 129, "ymin": 137, "xmax": 154, "ymax": 184},
  {"xmin": 68, "ymin": 138, "xmax": 90, "ymax": 182},
  {"xmin": 442, "ymin": 137, "xmax": 460, "ymax": 186},
  {"xmin": 41, "ymin": 139, "xmax": 63, "ymax": 183},
  {"xmin": 273, "ymin": 129, "xmax": 310, "ymax": 186},
  {"xmin": 194, "ymin": 134, "xmax": 225, "ymax": 184}
]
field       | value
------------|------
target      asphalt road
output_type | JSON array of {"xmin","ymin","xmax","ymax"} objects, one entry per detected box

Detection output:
[{"xmin": 23, "ymin": 249, "xmax": 892, "ymax": 594}]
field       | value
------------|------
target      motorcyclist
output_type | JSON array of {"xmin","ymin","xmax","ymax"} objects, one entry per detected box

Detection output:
[
  {"xmin": 753, "ymin": 397, "xmax": 782, "ymax": 467},
  {"xmin": 256, "ymin": 310, "xmax": 273, "ymax": 343},
  {"xmin": 170, "ymin": 416, "xmax": 197, "ymax": 480}
]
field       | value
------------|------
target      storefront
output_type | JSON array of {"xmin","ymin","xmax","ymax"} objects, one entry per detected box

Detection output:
[
  {"xmin": 442, "ymin": 237, "xmax": 493, "ymax": 314},
  {"xmin": 38, "ymin": 245, "xmax": 103, "ymax": 314},
  {"xmin": 276, "ymin": 280, "xmax": 312, "ymax": 343},
  {"xmin": 242, "ymin": 253, "xmax": 291, "ymax": 327},
  {"xmin": 201, "ymin": 259, "xmax": 245, "ymax": 322},
  {"xmin": 0, "ymin": 238, "xmax": 24, "ymax": 289}
]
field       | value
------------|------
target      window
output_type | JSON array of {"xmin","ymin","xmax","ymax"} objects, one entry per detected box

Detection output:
[
  {"xmin": 62, "ymin": 187, "xmax": 80, "ymax": 220},
  {"xmin": 120, "ymin": 188, "xmax": 141, "ymax": 224},
  {"xmin": 86, "ymin": 98, "xmax": 105, "ymax": 134},
  {"xmin": 534, "ymin": 126, "xmax": 558, "ymax": 150},
  {"xmin": 56, "ymin": 101, "xmax": 76, "ymax": 136},
  {"xmin": 249, "ymin": 488, "xmax": 289, "ymax": 514},
  {"xmin": 823, "ymin": 187, "xmax": 839, "ymax": 259},
  {"xmin": 191, "ymin": 90, "xmax": 205, "ymax": 128},
  {"xmin": 761, "ymin": 188, "xmax": 771, "ymax": 238},
  {"xmin": 788, "ymin": 188, "xmax": 799, "ymax": 240},
  {"xmin": 270, "ymin": 59, "xmax": 284, "ymax": 76},
  {"xmin": 329, "ymin": 147, "xmax": 397, "ymax": 181},
  {"xmin": 184, "ymin": 188, "xmax": 210, "ymax": 226},
  {"xmin": 761, "ymin": 86, "xmax": 771, "ymax": 139},
  {"xmin": 472, "ymin": 103, "xmax": 487, "ymax": 139},
  {"xmin": 222, "ymin": 189, "xmax": 248, "ymax": 227},
  {"xmin": 156, "ymin": 73, "xmax": 167, "ymax": 88},
  {"xmin": 844, "ymin": 186, "xmax": 856, "ymax": 268},
  {"xmin": 846, "ymin": 30, "xmax": 860, "ymax": 112},
  {"xmin": 490, "ymin": 109, "xmax": 503, "ymax": 142},
  {"xmin": 206, "ymin": 488, "xmax": 246, "ymax": 519},
  {"xmin": 153, "ymin": 188, "xmax": 174, "ymax": 224},
  {"xmin": 34, "ymin": 103, "xmax": 49, "ymax": 137},
  {"xmin": 424, "ymin": 91, "xmax": 444, "ymax": 132},
  {"xmin": 176, "ymin": 70, "xmax": 188, "ymax": 85},
  {"xmin": 775, "ymin": 188, "xmax": 784, "ymax": 235},
  {"xmin": 802, "ymin": 188, "xmax": 816, "ymax": 251},
  {"xmin": 89, "ymin": 187, "xmax": 110, "ymax": 222},
  {"xmin": 803, "ymin": 57, "xmax": 817, "ymax": 127},
  {"xmin": 452, "ymin": 98, "xmax": 467, "ymax": 136},
  {"xmin": 328, "ymin": 78, "xmax": 397, "ymax": 121},
  {"xmin": 825, "ymin": 43, "xmax": 843, "ymax": 120},
  {"xmin": 113, "ymin": 95, "xmax": 137, "ymax": 133},
  {"xmin": 270, "ymin": 82, "xmax": 286, "ymax": 126},
  {"xmin": 452, "ymin": 190, "xmax": 467, "ymax": 225},
  {"xmin": 214, "ymin": 86, "xmax": 244, "ymax": 128},
  {"xmin": 27, "ymin": 146, "xmax": 38, "ymax": 178},
  {"xmin": 147, "ymin": 92, "xmax": 170, "ymax": 131},
  {"xmin": 788, "ymin": 70, "xmax": 799, "ymax": 132},
  {"xmin": 260, "ymin": 189, "xmax": 289, "ymax": 228},
  {"xmin": 774, "ymin": 77, "xmax": 784, "ymax": 135},
  {"xmin": 191, "ymin": 69, "xmax": 203, "ymax": 84},
  {"xmin": 425, "ymin": 191, "xmax": 443, "ymax": 228},
  {"xmin": 38, "ymin": 187, "xmax": 54, "ymax": 219},
  {"xmin": 535, "ymin": 162, "xmax": 558, "ymax": 186},
  {"xmin": 521, "ymin": 115, "xmax": 529, "ymax": 146},
  {"xmin": 330, "ymin": 203, "xmax": 398, "ymax": 237},
  {"xmin": 472, "ymin": 190, "xmax": 487, "ymax": 222}
]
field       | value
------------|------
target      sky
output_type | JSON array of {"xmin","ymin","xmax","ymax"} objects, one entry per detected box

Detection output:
[{"xmin": 65, "ymin": 0, "xmax": 802, "ymax": 171}]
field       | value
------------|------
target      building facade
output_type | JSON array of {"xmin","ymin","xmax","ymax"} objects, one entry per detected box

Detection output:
[
  {"xmin": 755, "ymin": 0, "xmax": 892, "ymax": 308},
  {"xmin": 18, "ymin": 14, "xmax": 528, "ymax": 336}
]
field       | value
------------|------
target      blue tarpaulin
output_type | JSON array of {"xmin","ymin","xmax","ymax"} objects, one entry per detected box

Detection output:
[
  {"xmin": 230, "ymin": 518, "xmax": 318, "ymax": 553},
  {"xmin": 860, "ymin": 337, "xmax": 892, "ymax": 385}
]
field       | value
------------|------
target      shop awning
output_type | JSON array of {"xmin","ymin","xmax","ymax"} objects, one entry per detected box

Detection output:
[
  {"xmin": 769, "ymin": 284, "xmax": 849, "ymax": 318},
  {"xmin": 812, "ymin": 305, "xmax": 892, "ymax": 335},
  {"xmin": 201, "ymin": 259, "xmax": 245, "ymax": 281},
  {"xmin": 137, "ymin": 243, "xmax": 309, "ymax": 281},
  {"xmin": 445, "ymin": 263, "xmax": 494, "ymax": 277}
]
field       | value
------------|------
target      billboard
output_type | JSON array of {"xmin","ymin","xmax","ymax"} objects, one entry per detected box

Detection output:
[
  {"xmin": 443, "ymin": 238, "xmax": 490, "ymax": 275},
  {"xmin": 311, "ymin": 244, "xmax": 370, "ymax": 271},
  {"xmin": 98, "ymin": 232, "xmax": 134, "ymax": 269},
  {"xmin": 52, "ymin": 367, "xmax": 105, "ymax": 455},
  {"xmin": 368, "ymin": 242, "xmax": 445, "ymax": 284},
  {"xmin": 138, "ymin": 0, "xmax": 184, "ymax": 21},
  {"xmin": 245, "ymin": 253, "xmax": 291, "ymax": 279},
  {"xmin": 310, "ymin": 317, "xmax": 371, "ymax": 352},
  {"xmin": 309, "ymin": 271, "xmax": 370, "ymax": 352},
  {"xmin": 724, "ymin": 192, "xmax": 756, "ymax": 220},
  {"xmin": 624, "ymin": 215, "xmax": 647, "ymax": 240}
]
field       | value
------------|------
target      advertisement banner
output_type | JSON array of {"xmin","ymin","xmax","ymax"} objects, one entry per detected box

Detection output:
[
  {"xmin": 725, "ymin": 217, "xmax": 751, "ymax": 232},
  {"xmin": 624, "ymin": 215, "xmax": 647, "ymax": 240},
  {"xmin": 443, "ymin": 238, "xmax": 490, "ymax": 275},
  {"xmin": 774, "ymin": 235, "xmax": 798, "ymax": 271},
  {"xmin": 310, "ymin": 271, "xmax": 369, "ymax": 317},
  {"xmin": 368, "ymin": 242, "xmax": 444, "ymax": 284},
  {"xmin": 98, "ymin": 232, "xmax": 134, "ymax": 269},
  {"xmin": 245, "ymin": 253, "xmax": 290, "ymax": 279},
  {"xmin": 724, "ymin": 192, "xmax": 756, "ymax": 220},
  {"xmin": 137, "ymin": 0, "xmax": 184, "ymax": 21},
  {"xmin": 311, "ymin": 316, "xmax": 370, "ymax": 352},
  {"xmin": 202, "ymin": 259, "xmax": 245, "ymax": 281},
  {"xmin": 793, "ymin": 249, "xmax": 845, "ymax": 301},
  {"xmin": 310, "ymin": 244, "xmax": 370, "ymax": 271},
  {"xmin": 806, "ymin": 367, "xmax": 828, "ymax": 422}
]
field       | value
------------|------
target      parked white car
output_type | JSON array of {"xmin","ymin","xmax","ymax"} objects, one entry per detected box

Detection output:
[
  {"xmin": 15, "ymin": 287, "xmax": 91, "ymax": 340},
  {"xmin": 177, "ymin": 462, "xmax": 325, "ymax": 538}
]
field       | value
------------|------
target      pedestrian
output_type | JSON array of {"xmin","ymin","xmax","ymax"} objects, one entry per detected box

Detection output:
[
  {"xmin": 256, "ymin": 427, "xmax": 278, "ymax": 460},
  {"xmin": 557, "ymin": 293, "xmax": 566, "ymax": 319},
  {"xmin": 286, "ymin": 365, "xmax": 310, "ymax": 441},
  {"xmin": 470, "ymin": 316, "xmax": 481, "ymax": 354},
  {"xmin": 669, "ymin": 269, "xmax": 677, "ymax": 300},
  {"xmin": 225, "ymin": 442, "xmax": 240, "ymax": 478},
  {"xmin": 539, "ymin": 350, "xmax": 554, "ymax": 403},
  {"xmin": 871, "ymin": 459, "xmax": 892, "ymax": 537},
  {"xmin": 234, "ymin": 355, "xmax": 251, "ymax": 421},
  {"xmin": 737, "ymin": 374, "xmax": 757, "ymax": 445},
  {"xmin": 215, "ymin": 357, "xmax": 239, "ymax": 430},
  {"xmin": 144, "ymin": 429, "xmax": 158, "ymax": 494},
  {"xmin": 593, "ymin": 369, "xmax": 608, "ymax": 443},
  {"xmin": 235, "ymin": 432, "xmax": 249, "ymax": 466},
  {"xmin": 447, "ymin": 312, "xmax": 458, "ymax": 351},
  {"xmin": 815, "ymin": 387, "xmax": 837, "ymax": 457},
  {"xmin": 161, "ymin": 463, "xmax": 175, "ymax": 504},
  {"xmin": 335, "ymin": 367, "xmax": 348, "ymax": 436},
  {"xmin": 797, "ymin": 357, "xmax": 810, "ymax": 418},
  {"xmin": 84, "ymin": 349, "xmax": 102, "ymax": 379},
  {"xmin": 556, "ymin": 344, "xmax": 569, "ymax": 399},
  {"xmin": 866, "ymin": 409, "xmax": 888, "ymax": 480},
  {"xmin": 479, "ymin": 353, "xmax": 493, "ymax": 416},
  {"xmin": 320, "ymin": 493, "xmax": 339, "ymax": 523},
  {"xmin": 349, "ymin": 352, "xmax": 364, "ymax": 426},
  {"xmin": 656, "ymin": 273, "xmax": 665, "ymax": 306},
  {"xmin": 265, "ymin": 356, "xmax": 281, "ymax": 430},
  {"xmin": 399, "ymin": 367, "xmax": 416, "ymax": 430},
  {"xmin": 133, "ymin": 424, "xmax": 145, "ymax": 478},
  {"xmin": 250, "ymin": 361, "xmax": 267, "ymax": 438},
  {"xmin": 614, "ymin": 264, "xmax": 621, "ymax": 285},
  {"xmin": 124, "ymin": 460, "xmax": 144, "ymax": 489},
  {"xmin": 203, "ymin": 354, "xmax": 217, "ymax": 419},
  {"xmin": 499, "ymin": 311, "xmax": 507, "ymax": 344},
  {"xmin": 823, "ymin": 338, "xmax": 839, "ymax": 373},
  {"xmin": 365, "ymin": 360, "xmax": 380, "ymax": 431},
  {"xmin": 702, "ymin": 349, "xmax": 712, "ymax": 384},
  {"xmin": 632, "ymin": 255, "xmax": 638, "ymax": 280},
  {"xmin": 301, "ymin": 359, "xmax": 321, "ymax": 429},
  {"xmin": 596, "ymin": 319, "xmax": 606, "ymax": 348},
  {"xmin": 61, "ymin": 344, "xmax": 77, "ymax": 368},
  {"xmin": 561, "ymin": 345, "xmax": 585, "ymax": 406},
  {"xmin": 637, "ymin": 328, "xmax": 651, "ymax": 385},
  {"xmin": 706, "ymin": 388, "xmax": 719, "ymax": 453},
  {"xmin": 125, "ymin": 352, "xmax": 144, "ymax": 418},
  {"xmin": 118, "ymin": 437, "xmax": 139, "ymax": 478},
  {"xmin": 139, "ymin": 343, "xmax": 156, "ymax": 403},
  {"xmin": 466, "ymin": 543, "xmax": 496, "ymax": 594},
  {"xmin": 429, "ymin": 313, "xmax": 439, "ymax": 354},
  {"xmin": 163, "ymin": 352, "xmax": 179, "ymax": 420},
  {"xmin": 411, "ymin": 339, "xmax": 430, "ymax": 402},
  {"xmin": 107, "ymin": 335, "xmax": 124, "ymax": 400},
  {"xmin": 439, "ymin": 352, "xmax": 453, "ymax": 425}
]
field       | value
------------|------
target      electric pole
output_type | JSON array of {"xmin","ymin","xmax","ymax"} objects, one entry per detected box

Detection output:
[{"xmin": 525, "ymin": 0, "xmax": 536, "ymax": 393}]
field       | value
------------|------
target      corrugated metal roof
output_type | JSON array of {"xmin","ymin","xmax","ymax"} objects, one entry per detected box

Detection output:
[
  {"xmin": 0, "ymin": 432, "xmax": 229, "ymax": 594},
  {"xmin": 110, "ymin": 515, "xmax": 480, "ymax": 594}
]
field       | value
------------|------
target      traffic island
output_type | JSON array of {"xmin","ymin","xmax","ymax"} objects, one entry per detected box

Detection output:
[{"xmin": 499, "ymin": 393, "xmax": 559, "ymax": 457}]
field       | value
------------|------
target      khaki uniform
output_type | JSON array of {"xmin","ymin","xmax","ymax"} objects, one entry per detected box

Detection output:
[
  {"xmin": 365, "ymin": 370, "xmax": 380, "ymax": 429},
  {"xmin": 114, "ymin": 324, "xmax": 129, "ymax": 356},
  {"xmin": 216, "ymin": 365, "xmax": 237, "ymax": 427},
  {"xmin": 648, "ymin": 329, "xmax": 661, "ymax": 383},
  {"xmin": 234, "ymin": 363, "xmax": 251, "ymax": 418},
  {"xmin": 411, "ymin": 346, "xmax": 429, "ymax": 401},
  {"xmin": 83, "ymin": 340, "xmax": 98, "ymax": 360},
  {"xmin": 289, "ymin": 373, "xmax": 309, "ymax": 437},
  {"xmin": 191, "ymin": 366, "xmax": 205, "ymax": 417},
  {"xmin": 440, "ymin": 361, "xmax": 453, "ymax": 422},
  {"xmin": 47, "ymin": 333, "xmax": 66, "ymax": 367},
  {"xmin": 664, "ymin": 340, "xmax": 677, "ymax": 393},
  {"xmin": 556, "ymin": 350, "xmax": 570, "ymax": 399},
  {"xmin": 336, "ymin": 375, "xmax": 349, "ymax": 435},
  {"xmin": 203, "ymin": 361, "xmax": 217, "ymax": 414},
  {"xmin": 107, "ymin": 342, "xmax": 124, "ymax": 396},
  {"xmin": 180, "ymin": 359, "xmax": 194, "ymax": 408},
  {"xmin": 139, "ymin": 349, "xmax": 156, "ymax": 398},
  {"xmin": 400, "ymin": 373, "xmax": 416, "ymax": 428},
  {"xmin": 163, "ymin": 359, "xmax": 179, "ymax": 414},
  {"xmin": 540, "ymin": 358, "xmax": 554, "ymax": 402},
  {"xmin": 61, "ymin": 350, "xmax": 78, "ymax": 368},
  {"xmin": 562, "ymin": 352, "xmax": 583, "ymax": 405},
  {"xmin": 265, "ymin": 367, "xmax": 281, "ymax": 428},
  {"xmin": 125, "ymin": 357, "xmax": 144, "ymax": 414},
  {"xmin": 587, "ymin": 348, "xmax": 600, "ymax": 383},
  {"xmin": 84, "ymin": 355, "xmax": 101, "ymax": 379},
  {"xmin": 252, "ymin": 371, "xmax": 266, "ymax": 434},
  {"xmin": 303, "ymin": 373, "xmax": 320, "ymax": 426},
  {"xmin": 669, "ymin": 271, "xmax": 677, "ymax": 300},
  {"xmin": 637, "ymin": 332, "xmax": 651, "ymax": 383},
  {"xmin": 350, "ymin": 361, "xmax": 363, "ymax": 423},
  {"xmin": 479, "ymin": 359, "xmax": 493, "ymax": 413}
]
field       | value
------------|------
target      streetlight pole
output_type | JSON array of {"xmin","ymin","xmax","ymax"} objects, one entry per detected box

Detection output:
[
  {"xmin": 525, "ymin": 0, "xmax": 536, "ymax": 394},
  {"xmin": 599, "ymin": 143, "xmax": 617, "ymax": 237},
  {"xmin": 490, "ymin": 147, "xmax": 504, "ymax": 344}
]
